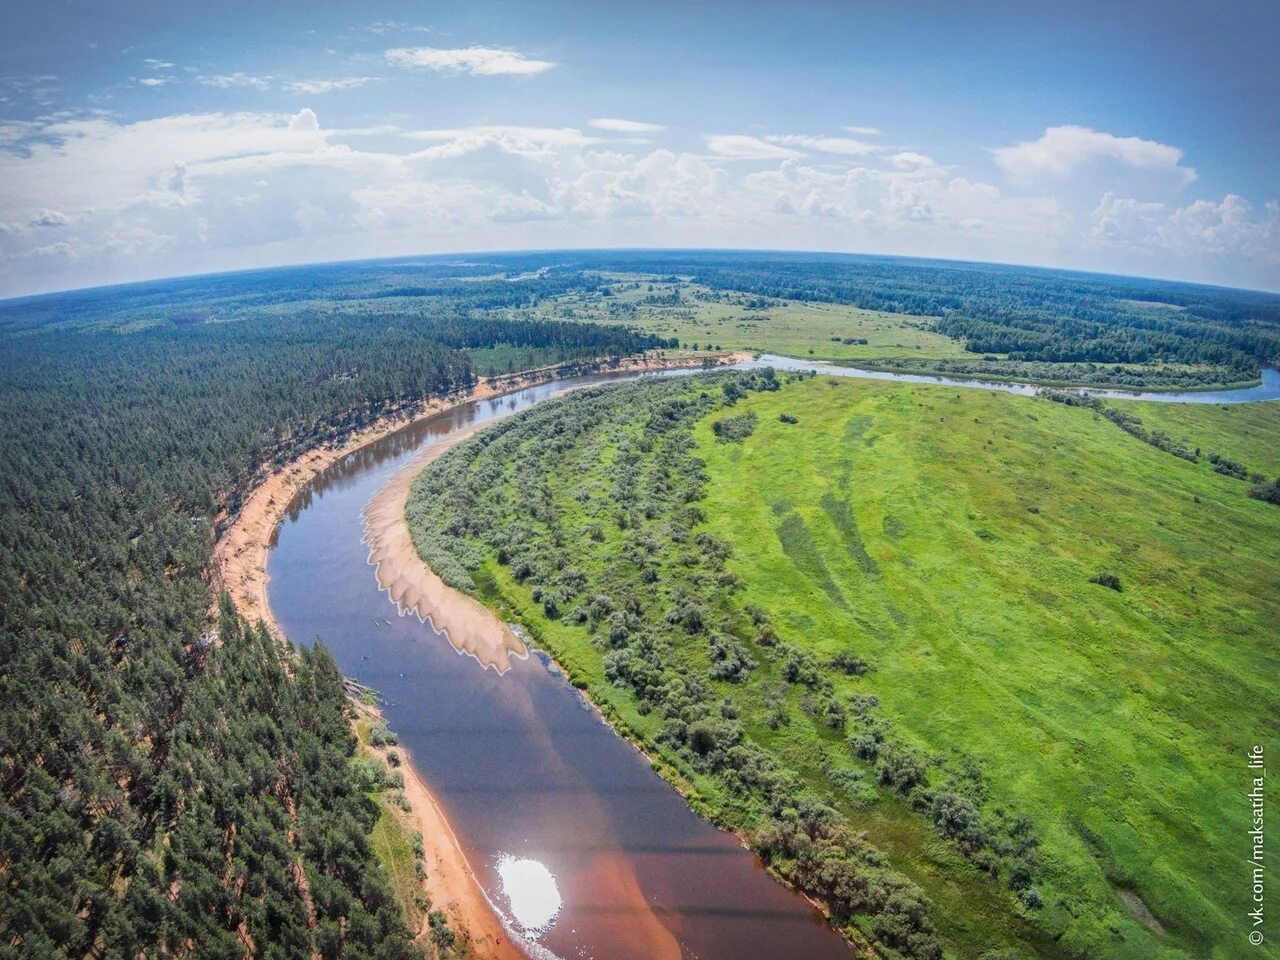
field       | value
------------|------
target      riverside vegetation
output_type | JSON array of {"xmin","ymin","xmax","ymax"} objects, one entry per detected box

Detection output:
[{"xmin": 405, "ymin": 370, "xmax": 1280, "ymax": 960}]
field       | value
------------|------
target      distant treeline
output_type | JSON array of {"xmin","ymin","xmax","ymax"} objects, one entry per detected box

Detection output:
[
  {"xmin": 7, "ymin": 250, "xmax": 1276, "ymax": 384},
  {"xmin": 0, "ymin": 286, "xmax": 660, "ymax": 956},
  {"xmin": 669, "ymin": 254, "xmax": 1280, "ymax": 379}
]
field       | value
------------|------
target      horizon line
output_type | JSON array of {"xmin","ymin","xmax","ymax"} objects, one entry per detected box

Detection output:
[{"xmin": 4, "ymin": 245, "xmax": 1279, "ymax": 306}]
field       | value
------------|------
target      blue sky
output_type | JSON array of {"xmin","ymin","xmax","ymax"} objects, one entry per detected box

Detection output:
[{"xmin": 1, "ymin": 0, "xmax": 1277, "ymax": 296}]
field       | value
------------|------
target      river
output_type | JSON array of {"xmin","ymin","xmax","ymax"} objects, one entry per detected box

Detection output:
[{"xmin": 740, "ymin": 354, "xmax": 1280, "ymax": 403}]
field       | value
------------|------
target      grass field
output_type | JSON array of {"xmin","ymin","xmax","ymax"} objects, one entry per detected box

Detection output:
[
  {"xmin": 409, "ymin": 373, "xmax": 1280, "ymax": 959},
  {"xmin": 1109, "ymin": 397, "xmax": 1280, "ymax": 478},
  {"xmin": 691, "ymin": 379, "xmax": 1280, "ymax": 959},
  {"xmin": 354, "ymin": 717, "xmax": 430, "ymax": 946},
  {"xmin": 514, "ymin": 275, "xmax": 968, "ymax": 361}
]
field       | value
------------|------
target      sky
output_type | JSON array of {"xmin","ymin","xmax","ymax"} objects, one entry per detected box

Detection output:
[{"xmin": 1, "ymin": 0, "xmax": 1278, "ymax": 298}]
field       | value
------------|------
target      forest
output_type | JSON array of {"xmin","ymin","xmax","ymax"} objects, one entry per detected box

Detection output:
[
  {"xmin": 7, "ymin": 251, "xmax": 1277, "ymax": 392},
  {"xmin": 0, "ymin": 276, "xmax": 661, "ymax": 958}
]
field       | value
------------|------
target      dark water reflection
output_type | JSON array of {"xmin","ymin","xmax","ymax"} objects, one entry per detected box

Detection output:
[{"xmin": 267, "ymin": 376, "xmax": 851, "ymax": 960}]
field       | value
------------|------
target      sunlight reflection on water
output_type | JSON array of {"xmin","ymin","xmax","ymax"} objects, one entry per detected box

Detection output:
[{"xmin": 497, "ymin": 855, "xmax": 563, "ymax": 935}]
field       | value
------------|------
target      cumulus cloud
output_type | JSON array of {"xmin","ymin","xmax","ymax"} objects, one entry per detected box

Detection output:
[
  {"xmin": 0, "ymin": 109, "xmax": 1274, "ymax": 295},
  {"xmin": 765, "ymin": 134, "xmax": 877, "ymax": 156},
  {"xmin": 845, "ymin": 125, "xmax": 883, "ymax": 136},
  {"xmin": 30, "ymin": 209, "xmax": 70, "ymax": 227},
  {"xmin": 284, "ymin": 77, "xmax": 377, "ymax": 94},
  {"xmin": 137, "ymin": 77, "xmax": 173, "ymax": 88},
  {"xmin": 994, "ymin": 125, "xmax": 1196, "ymax": 184},
  {"xmin": 198, "ymin": 72, "xmax": 272, "ymax": 90},
  {"xmin": 1089, "ymin": 191, "xmax": 1278, "ymax": 262},
  {"xmin": 588, "ymin": 118, "xmax": 665, "ymax": 133},
  {"xmin": 705, "ymin": 134, "xmax": 804, "ymax": 161},
  {"xmin": 1089, "ymin": 192, "xmax": 1166, "ymax": 245},
  {"xmin": 385, "ymin": 46, "xmax": 555, "ymax": 76}
]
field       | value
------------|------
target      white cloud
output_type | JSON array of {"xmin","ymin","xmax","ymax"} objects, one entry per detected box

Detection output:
[
  {"xmin": 284, "ymin": 77, "xmax": 378, "ymax": 94},
  {"xmin": 403, "ymin": 125, "xmax": 600, "ymax": 160},
  {"xmin": 288, "ymin": 108, "xmax": 319, "ymax": 132},
  {"xmin": 845, "ymin": 125, "xmax": 883, "ymax": 136},
  {"xmin": 0, "ymin": 109, "xmax": 1274, "ymax": 296},
  {"xmin": 886, "ymin": 151, "xmax": 949, "ymax": 176},
  {"xmin": 705, "ymin": 134, "xmax": 804, "ymax": 161},
  {"xmin": 588, "ymin": 117, "xmax": 665, "ymax": 134},
  {"xmin": 766, "ymin": 134, "xmax": 877, "ymax": 156},
  {"xmin": 1089, "ymin": 192, "xmax": 1166, "ymax": 245},
  {"xmin": 1158, "ymin": 194, "xmax": 1276, "ymax": 255},
  {"xmin": 993, "ymin": 125, "xmax": 1196, "ymax": 184},
  {"xmin": 367, "ymin": 21, "xmax": 431, "ymax": 35},
  {"xmin": 30, "ymin": 208, "xmax": 69, "ymax": 227},
  {"xmin": 1089, "ymin": 191, "xmax": 1278, "ymax": 261},
  {"xmin": 385, "ymin": 46, "xmax": 555, "ymax": 76},
  {"xmin": 143, "ymin": 58, "xmax": 174, "ymax": 70},
  {"xmin": 198, "ymin": 72, "xmax": 273, "ymax": 90},
  {"xmin": 137, "ymin": 77, "xmax": 172, "ymax": 88}
]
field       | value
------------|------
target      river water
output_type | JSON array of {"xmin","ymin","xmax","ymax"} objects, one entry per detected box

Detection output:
[
  {"xmin": 742, "ymin": 354, "xmax": 1280, "ymax": 403},
  {"xmin": 266, "ymin": 360, "xmax": 1277, "ymax": 959}
]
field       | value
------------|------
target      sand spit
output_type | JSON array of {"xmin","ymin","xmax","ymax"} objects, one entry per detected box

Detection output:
[
  {"xmin": 362, "ymin": 419, "xmax": 529, "ymax": 673},
  {"xmin": 359, "ymin": 351, "xmax": 752, "ymax": 674}
]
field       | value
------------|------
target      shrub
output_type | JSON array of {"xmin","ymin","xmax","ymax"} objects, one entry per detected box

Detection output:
[
  {"xmin": 876, "ymin": 747, "xmax": 928, "ymax": 794},
  {"xmin": 1249, "ymin": 478, "xmax": 1280, "ymax": 505},
  {"xmin": 1208, "ymin": 452, "xmax": 1248, "ymax": 479},
  {"xmin": 712, "ymin": 410, "xmax": 758, "ymax": 442},
  {"xmin": 779, "ymin": 413, "xmax": 799, "ymax": 424},
  {"xmin": 688, "ymin": 721, "xmax": 717, "ymax": 756},
  {"xmin": 851, "ymin": 733, "xmax": 881, "ymax": 761},
  {"xmin": 1090, "ymin": 570, "xmax": 1122, "ymax": 591},
  {"xmin": 828, "ymin": 650, "xmax": 869, "ymax": 676},
  {"xmin": 428, "ymin": 911, "xmax": 456, "ymax": 949}
]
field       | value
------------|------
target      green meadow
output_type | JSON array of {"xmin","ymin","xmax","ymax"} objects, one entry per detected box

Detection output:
[
  {"xmin": 515, "ymin": 275, "xmax": 967, "ymax": 361},
  {"xmin": 692, "ymin": 379, "xmax": 1280, "ymax": 958},
  {"xmin": 409, "ymin": 373, "xmax": 1280, "ymax": 959},
  {"xmin": 1109, "ymin": 397, "xmax": 1280, "ymax": 478}
]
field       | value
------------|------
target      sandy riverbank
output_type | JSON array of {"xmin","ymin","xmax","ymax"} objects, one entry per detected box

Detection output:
[
  {"xmin": 358, "ymin": 702, "xmax": 528, "ymax": 960},
  {"xmin": 211, "ymin": 350, "xmax": 746, "ymax": 959},
  {"xmin": 362, "ymin": 418, "xmax": 531, "ymax": 672},
  {"xmin": 213, "ymin": 350, "xmax": 742, "ymax": 636}
]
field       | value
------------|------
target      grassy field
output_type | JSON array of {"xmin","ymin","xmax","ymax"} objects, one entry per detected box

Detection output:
[
  {"xmin": 514, "ymin": 275, "xmax": 968, "ymax": 362},
  {"xmin": 1109, "ymin": 397, "xmax": 1280, "ymax": 478},
  {"xmin": 409, "ymin": 373, "xmax": 1280, "ymax": 959},
  {"xmin": 691, "ymin": 379, "xmax": 1280, "ymax": 959}
]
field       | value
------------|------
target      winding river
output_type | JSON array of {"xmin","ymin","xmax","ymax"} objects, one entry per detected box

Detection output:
[{"xmin": 266, "ymin": 360, "xmax": 1279, "ymax": 960}]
